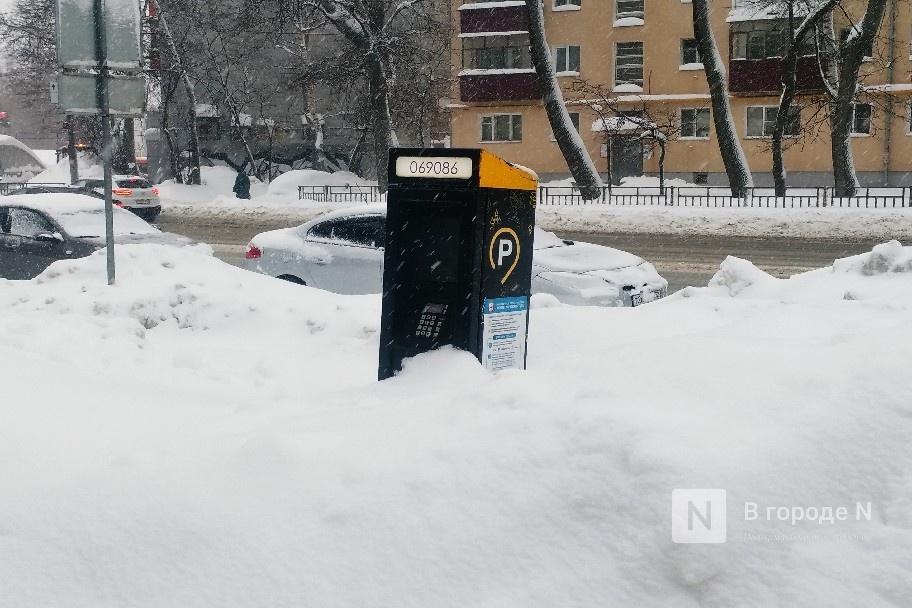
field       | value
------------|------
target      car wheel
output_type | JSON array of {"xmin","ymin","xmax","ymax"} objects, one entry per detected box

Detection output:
[{"xmin": 277, "ymin": 274, "xmax": 306, "ymax": 285}]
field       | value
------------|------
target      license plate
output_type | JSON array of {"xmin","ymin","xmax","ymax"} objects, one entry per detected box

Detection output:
[{"xmin": 133, "ymin": 199, "xmax": 151, "ymax": 205}]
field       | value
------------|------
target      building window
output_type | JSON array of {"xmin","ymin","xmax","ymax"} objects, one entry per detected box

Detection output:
[
  {"xmin": 731, "ymin": 21, "xmax": 814, "ymax": 60},
  {"xmin": 746, "ymin": 106, "xmax": 800, "ymax": 137},
  {"xmin": 680, "ymin": 108, "xmax": 710, "ymax": 139},
  {"xmin": 554, "ymin": 45, "xmax": 581, "ymax": 73},
  {"xmin": 681, "ymin": 38, "xmax": 701, "ymax": 65},
  {"xmin": 481, "ymin": 114, "xmax": 522, "ymax": 142},
  {"xmin": 852, "ymin": 103, "xmax": 872, "ymax": 134},
  {"xmin": 615, "ymin": 41, "xmax": 644, "ymax": 87},
  {"xmin": 554, "ymin": 0, "xmax": 581, "ymax": 8},
  {"xmin": 462, "ymin": 34, "xmax": 531, "ymax": 70},
  {"xmin": 616, "ymin": 0, "xmax": 644, "ymax": 19},
  {"xmin": 550, "ymin": 112, "xmax": 580, "ymax": 140}
]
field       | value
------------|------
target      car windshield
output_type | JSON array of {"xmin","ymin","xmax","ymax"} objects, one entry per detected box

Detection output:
[
  {"xmin": 533, "ymin": 227, "xmax": 567, "ymax": 250},
  {"xmin": 116, "ymin": 177, "xmax": 152, "ymax": 189},
  {"xmin": 53, "ymin": 207, "xmax": 159, "ymax": 237}
]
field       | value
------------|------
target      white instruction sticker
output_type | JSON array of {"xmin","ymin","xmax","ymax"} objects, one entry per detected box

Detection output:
[{"xmin": 481, "ymin": 296, "xmax": 528, "ymax": 373}]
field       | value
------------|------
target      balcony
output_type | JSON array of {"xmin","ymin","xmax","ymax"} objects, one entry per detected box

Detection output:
[
  {"xmin": 459, "ymin": 3, "xmax": 528, "ymax": 34},
  {"xmin": 459, "ymin": 70, "xmax": 541, "ymax": 103},
  {"xmin": 729, "ymin": 56, "xmax": 824, "ymax": 96}
]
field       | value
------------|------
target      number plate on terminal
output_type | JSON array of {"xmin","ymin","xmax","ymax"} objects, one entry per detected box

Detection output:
[{"xmin": 395, "ymin": 156, "xmax": 473, "ymax": 180}]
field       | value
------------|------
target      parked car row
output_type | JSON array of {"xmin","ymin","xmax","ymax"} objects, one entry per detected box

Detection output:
[
  {"xmin": 245, "ymin": 205, "xmax": 668, "ymax": 307},
  {"xmin": 0, "ymin": 190, "xmax": 667, "ymax": 309},
  {"xmin": 6, "ymin": 175, "xmax": 161, "ymax": 221}
]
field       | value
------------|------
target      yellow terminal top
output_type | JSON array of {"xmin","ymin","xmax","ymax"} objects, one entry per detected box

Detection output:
[{"xmin": 477, "ymin": 150, "xmax": 538, "ymax": 191}]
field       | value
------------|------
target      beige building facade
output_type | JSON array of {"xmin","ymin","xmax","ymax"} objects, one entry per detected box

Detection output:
[{"xmin": 450, "ymin": 0, "xmax": 912, "ymax": 186}]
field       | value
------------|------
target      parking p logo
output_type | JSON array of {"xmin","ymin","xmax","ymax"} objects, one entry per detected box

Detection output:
[
  {"xmin": 488, "ymin": 227, "xmax": 520, "ymax": 285},
  {"xmin": 671, "ymin": 489, "xmax": 727, "ymax": 544}
]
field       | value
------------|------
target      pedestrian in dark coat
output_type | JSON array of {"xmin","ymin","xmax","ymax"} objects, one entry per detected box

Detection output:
[{"xmin": 233, "ymin": 171, "xmax": 251, "ymax": 199}]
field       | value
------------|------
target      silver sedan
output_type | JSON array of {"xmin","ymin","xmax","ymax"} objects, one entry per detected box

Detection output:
[{"xmin": 245, "ymin": 205, "xmax": 667, "ymax": 306}]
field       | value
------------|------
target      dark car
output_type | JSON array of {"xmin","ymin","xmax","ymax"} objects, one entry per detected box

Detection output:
[{"xmin": 0, "ymin": 193, "xmax": 196, "ymax": 280}]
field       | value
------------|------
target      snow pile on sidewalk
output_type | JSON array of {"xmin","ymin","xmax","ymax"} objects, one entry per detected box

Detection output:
[
  {"xmin": 28, "ymin": 153, "xmax": 103, "ymax": 184},
  {"xmin": 158, "ymin": 166, "xmax": 375, "ymax": 222},
  {"xmin": 1, "ymin": 243, "xmax": 910, "ymax": 607},
  {"xmin": 536, "ymin": 204, "xmax": 912, "ymax": 240}
]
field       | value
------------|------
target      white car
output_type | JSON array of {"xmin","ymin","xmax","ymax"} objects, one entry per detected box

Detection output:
[
  {"xmin": 75, "ymin": 175, "xmax": 161, "ymax": 221},
  {"xmin": 245, "ymin": 205, "xmax": 667, "ymax": 306}
]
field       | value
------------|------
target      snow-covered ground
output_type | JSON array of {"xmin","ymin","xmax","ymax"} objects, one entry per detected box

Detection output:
[
  {"xmin": 153, "ymin": 168, "xmax": 912, "ymax": 240},
  {"xmin": 1, "ymin": 241, "xmax": 911, "ymax": 606}
]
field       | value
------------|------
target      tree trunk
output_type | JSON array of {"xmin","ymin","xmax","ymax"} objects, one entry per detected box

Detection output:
[
  {"xmin": 525, "ymin": 0, "xmax": 602, "ymax": 199},
  {"xmin": 692, "ymin": 0, "xmax": 752, "ymax": 196},
  {"xmin": 773, "ymin": 0, "xmax": 839, "ymax": 196},
  {"xmin": 820, "ymin": 2, "xmax": 886, "ymax": 196},
  {"xmin": 367, "ymin": 54, "xmax": 393, "ymax": 192},
  {"xmin": 185, "ymin": 99, "xmax": 201, "ymax": 185},
  {"xmin": 152, "ymin": 0, "xmax": 201, "ymax": 185},
  {"xmin": 830, "ymin": 97, "xmax": 858, "ymax": 196},
  {"xmin": 772, "ymin": 3, "xmax": 797, "ymax": 197}
]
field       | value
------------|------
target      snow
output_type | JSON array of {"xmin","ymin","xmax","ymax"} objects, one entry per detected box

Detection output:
[
  {"xmin": 591, "ymin": 116, "xmax": 648, "ymax": 132},
  {"xmin": 2, "ymin": 240, "xmax": 912, "ymax": 605},
  {"xmin": 457, "ymin": 0, "xmax": 525, "ymax": 9},
  {"xmin": 195, "ymin": 103, "xmax": 219, "ymax": 118},
  {"xmin": 458, "ymin": 30, "xmax": 528, "ymax": 38},
  {"xmin": 266, "ymin": 169, "xmax": 370, "ymax": 197},
  {"xmin": 535, "ymin": 205, "xmax": 912, "ymax": 240},
  {"xmin": 28, "ymin": 154, "xmax": 103, "ymax": 184},
  {"xmin": 458, "ymin": 68, "xmax": 537, "ymax": 76},
  {"xmin": 679, "ymin": 62, "xmax": 704, "ymax": 71},
  {"xmin": 613, "ymin": 17, "xmax": 644, "ymax": 27},
  {"xmin": 0, "ymin": 134, "xmax": 46, "ymax": 179},
  {"xmin": 612, "ymin": 83, "xmax": 643, "ymax": 93},
  {"xmin": 727, "ymin": 4, "xmax": 794, "ymax": 22},
  {"xmin": 32, "ymin": 149, "xmax": 59, "ymax": 167}
]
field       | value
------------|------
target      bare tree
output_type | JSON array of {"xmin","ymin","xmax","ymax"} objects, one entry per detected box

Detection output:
[
  {"xmin": 771, "ymin": 0, "xmax": 838, "ymax": 195},
  {"xmin": 295, "ymin": 0, "xmax": 445, "ymax": 191},
  {"xmin": 692, "ymin": 0, "xmax": 753, "ymax": 195},
  {"xmin": 816, "ymin": 0, "xmax": 887, "ymax": 196},
  {"xmin": 525, "ymin": 0, "xmax": 602, "ymax": 199},
  {"xmin": 151, "ymin": 0, "xmax": 202, "ymax": 184},
  {"xmin": 572, "ymin": 81, "xmax": 678, "ymax": 193}
]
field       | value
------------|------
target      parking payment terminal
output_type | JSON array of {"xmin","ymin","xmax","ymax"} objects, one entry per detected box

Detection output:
[{"xmin": 378, "ymin": 148, "xmax": 537, "ymax": 380}]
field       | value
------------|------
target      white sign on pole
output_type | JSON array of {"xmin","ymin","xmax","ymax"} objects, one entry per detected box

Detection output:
[
  {"xmin": 58, "ymin": 74, "xmax": 146, "ymax": 117},
  {"xmin": 56, "ymin": 0, "xmax": 143, "ymax": 71},
  {"xmin": 50, "ymin": 81, "xmax": 60, "ymax": 104}
]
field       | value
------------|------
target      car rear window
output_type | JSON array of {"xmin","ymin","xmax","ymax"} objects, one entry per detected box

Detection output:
[
  {"xmin": 116, "ymin": 178, "xmax": 152, "ymax": 189},
  {"xmin": 309, "ymin": 216, "xmax": 384, "ymax": 247}
]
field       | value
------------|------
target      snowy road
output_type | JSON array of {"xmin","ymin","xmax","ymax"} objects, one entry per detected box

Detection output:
[{"xmin": 156, "ymin": 213, "xmax": 887, "ymax": 293}]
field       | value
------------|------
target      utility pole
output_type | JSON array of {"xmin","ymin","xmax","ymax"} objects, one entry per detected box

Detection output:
[
  {"xmin": 57, "ymin": 0, "xmax": 144, "ymax": 285},
  {"xmin": 93, "ymin": 0, "xmax": 115, "ymax": 285}
]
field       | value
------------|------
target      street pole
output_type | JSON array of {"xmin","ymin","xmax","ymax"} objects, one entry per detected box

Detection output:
[
  {"xmin": 65, "ymin": 114, "xmax": 79, "ymax": 183},
  {"xmin": 93, "ymin": 0, "xmax": 115, "ymax": 285}
]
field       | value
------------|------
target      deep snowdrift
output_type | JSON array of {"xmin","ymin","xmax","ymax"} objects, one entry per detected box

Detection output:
[{"xmin": 1, "ymin": 243, "xmax": 910, "ymax": 607}]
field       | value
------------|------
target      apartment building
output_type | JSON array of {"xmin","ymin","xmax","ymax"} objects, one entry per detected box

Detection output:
[{"xmin": 449, "ymin": 0, "xmax": 912, "ymax": 186}]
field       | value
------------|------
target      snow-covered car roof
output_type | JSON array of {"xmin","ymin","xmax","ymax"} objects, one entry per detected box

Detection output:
[
  {"xmin": 299, "ymin": 203, "xmax": 388, "ymax": 228},
  {"xmin": 2, "ymin": 193, "xmax": 110, "ymax": 214}
]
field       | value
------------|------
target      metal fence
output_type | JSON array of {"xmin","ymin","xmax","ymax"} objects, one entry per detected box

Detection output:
[
  {"xmin": 298, "ymin": 185, "xmax": 384, "ymax": 204},
  {"xmin": 535, "ymin": 186, "xmax": 912, "ymax": 208}
]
